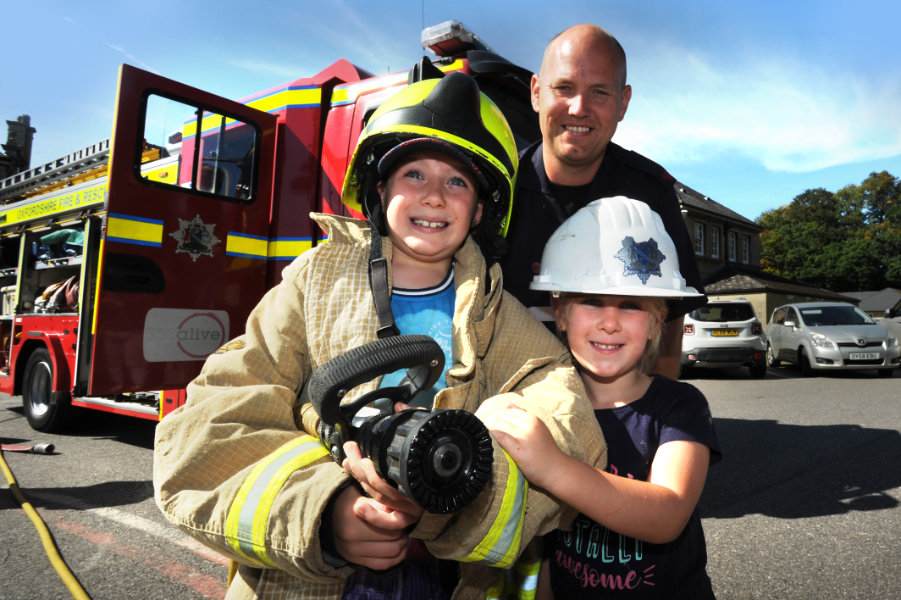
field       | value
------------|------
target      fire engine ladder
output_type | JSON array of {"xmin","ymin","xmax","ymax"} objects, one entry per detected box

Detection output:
[{"xmin": 0, "ymin": 139, "xmax": 111, "ymax": 204}]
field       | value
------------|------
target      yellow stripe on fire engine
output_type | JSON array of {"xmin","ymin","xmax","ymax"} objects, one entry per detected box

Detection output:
[
  {"xmin": 461, "ymin": 449, "xmax": 527, "ymax": 568},
  {"xmin": 226, "ymin": 232, "xmax": 315, "ymax": 260},
  {"xmin": 225, "ymin": 233, "xmax": 268, "ymax": 259},
  {"xmin": 330, "ymin": 72, "xmax": 409, "ymax": 106},
  {"xmin": 268, "ymin": 237, "xmax": 314, "ymax": 260},
  {"xmin": 225, "ymin": 435, "xmax": 329, "ymax": 567},
  {"xmin": 330, "ymin": 60, "xmax": 465, "ymax": 107},
  {"xmin": 245, "ymin": 86, "xmax": 322, "ymax": 114},
  {"xmin": 106, "ymin": 213, "xmax": 164, "ymax": 247},
  {"xmin": 180, "ymin": 88, "xmax": 323, "ymax": 142}
]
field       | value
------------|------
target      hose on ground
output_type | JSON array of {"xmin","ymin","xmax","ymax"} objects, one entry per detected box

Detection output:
[{"xmin": 0, "ymin": 446, "xmax": 92, "ymax": 599}]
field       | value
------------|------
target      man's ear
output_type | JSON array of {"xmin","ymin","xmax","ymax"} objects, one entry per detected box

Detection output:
[
  {"xmin": 618, "ymin": 84, "xmax": 632, "ymax": 122},
  {"xmin": 530, "ymin": 73, "xmax": 541, "ymax": 113}
]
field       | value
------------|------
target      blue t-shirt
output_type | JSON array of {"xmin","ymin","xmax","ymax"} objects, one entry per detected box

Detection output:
[
  {"xmin": 547, "ymin": 375, "xmax": 722, "ymax": 599},
  {"xmin": 376, "ymin": 268, "xmax": 455, "ymax": 409},
  {"xmin": 345, "ymin": 269, "xmax": 457, "ymax": 600}
]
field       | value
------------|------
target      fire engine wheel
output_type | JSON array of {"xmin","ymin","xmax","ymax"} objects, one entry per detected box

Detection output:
[{"xmin": 22, "ymin": 348, "xmax": 71, "ymax": 432}]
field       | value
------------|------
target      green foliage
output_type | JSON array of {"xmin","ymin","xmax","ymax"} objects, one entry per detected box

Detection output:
[{"xmin": 758, "ymin": 171, "xmax": 901, "ymax": 290}]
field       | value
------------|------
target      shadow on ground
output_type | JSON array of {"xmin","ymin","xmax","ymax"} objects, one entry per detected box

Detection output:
[{"xmin": 700, "ymin": 416, "xmax": 900, "ymax": 519}]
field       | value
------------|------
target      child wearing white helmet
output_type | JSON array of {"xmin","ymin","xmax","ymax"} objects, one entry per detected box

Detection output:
[{"xmin": 482, "ymin": 196, "xmax": 722, "ymax": 599}]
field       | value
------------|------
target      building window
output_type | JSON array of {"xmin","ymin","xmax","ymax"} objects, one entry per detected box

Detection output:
[
  {"xmin": 710, "ymin": 226, "xmax": 721, "ymax": 259},
  {"xmin": 694, "ymin": 223, "xmax": 705, "ymax": 256},
  {"xmin": 727, "ymin": 231, "xmax": 737, "ymax": 262},
  {"xmin": 741, "ymin": 235, "xmax": 751, "ymax": 264}
]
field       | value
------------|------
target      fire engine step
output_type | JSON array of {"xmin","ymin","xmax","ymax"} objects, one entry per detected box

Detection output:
[{"xmin": 71, "ymin": 395, "xmax": 160, "ymax": 419}]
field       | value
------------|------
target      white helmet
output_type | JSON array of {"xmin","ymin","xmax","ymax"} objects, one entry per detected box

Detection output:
[{"xmin": 530, "ymin": 196, "xmax": 703, "ymax": 298}]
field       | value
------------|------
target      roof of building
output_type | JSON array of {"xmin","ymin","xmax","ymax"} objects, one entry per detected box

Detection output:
[
  {"xmin": 674, "ymin": 181, "xmax": 762, "ymax": 230},
  {"xmin": 701, "ymin": 264, "xmax": 856, "ymax": 302},
  {"xmin": 840, "ymin": 288, "xmax": 901, "ymax": 313}
]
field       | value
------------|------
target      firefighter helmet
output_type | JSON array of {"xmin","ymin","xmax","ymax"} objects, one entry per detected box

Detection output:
[
  {"xmin": 342, "ymin": 72, "xmax": 518, "ymax": 255},
  {"xmin": 530, "ymin": 196, "xmax": 704, "ymax": 298}
]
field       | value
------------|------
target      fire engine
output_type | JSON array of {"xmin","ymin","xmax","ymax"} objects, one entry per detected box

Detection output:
[{"xmin": 0, "ymin": 21, "xmax": 538, "ymax": 432}]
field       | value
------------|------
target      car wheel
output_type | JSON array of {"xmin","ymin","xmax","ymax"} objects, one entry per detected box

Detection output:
[
  {"xmin": 766, "ymin": 343, "xmax": 780, "ymax": 367},
  {"xmin": 877, "ymin": 368, "xmax": 895, "ymax": 378},
  {"xmin": 22, "ymin": 348, "xmax": 71, "ymax": 432},
  {"xmin": 798, "ymin": 347, "xmax": 814, "ymax": 376},
  {"xmin": 749, "ymin": 363, "xmax": 767, "ymax": 379},
  {"xmin": 679, "ymin": 365, "xmax": 693, "ymax": 379}
]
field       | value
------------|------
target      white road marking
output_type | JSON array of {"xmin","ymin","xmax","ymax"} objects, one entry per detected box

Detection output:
[{"xmin": 32, "ymin": 489, "xmax": 230, "ymax": 566}]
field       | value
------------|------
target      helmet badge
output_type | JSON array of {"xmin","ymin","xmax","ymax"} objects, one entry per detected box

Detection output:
[{"xmin": 615, "ymin": 236, "xmax": 666, "ymax": 285}]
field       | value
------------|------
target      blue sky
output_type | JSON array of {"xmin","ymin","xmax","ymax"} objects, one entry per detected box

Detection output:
[{"xmin": 2, "ymin": 0, "xmax": 899, "ymax": 221}]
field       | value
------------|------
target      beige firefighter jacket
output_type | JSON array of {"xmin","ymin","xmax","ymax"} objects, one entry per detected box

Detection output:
[{"xmin": 153, "ymin": 214, "xmax": 607, "ymax": 600}]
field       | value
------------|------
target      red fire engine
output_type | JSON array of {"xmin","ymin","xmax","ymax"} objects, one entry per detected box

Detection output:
[{"xmin": 0, "ymin": 21, "xmax": 538, "ymax": 432}]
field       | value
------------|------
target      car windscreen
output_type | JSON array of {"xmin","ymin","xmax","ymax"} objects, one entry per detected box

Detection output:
[
  {"xmin": 690, "ymin": 303, "xmax": 755, "ymax": 322},
  {"xmin": 798, "ymin": 306, "xmax": 875, "ymax": 326}
]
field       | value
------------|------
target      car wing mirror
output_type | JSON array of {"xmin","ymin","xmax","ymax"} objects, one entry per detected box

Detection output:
[{"xmin": 783, "ymin": 320, "xmax": 797, "ymax": 328}]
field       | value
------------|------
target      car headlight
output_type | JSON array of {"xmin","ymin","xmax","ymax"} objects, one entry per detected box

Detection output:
[
  {"xmin": 809, "ymin": 332, "xmax": 835, "ymax": 349},
  {"xmin": 888, "ymin": 336, "xmax": 899, "ymax": 348}
]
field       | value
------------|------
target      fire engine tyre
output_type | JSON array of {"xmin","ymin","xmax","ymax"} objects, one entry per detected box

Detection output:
[{"xmin": 22, "ymin": 348, "xmax": 71, "ymax": 432}]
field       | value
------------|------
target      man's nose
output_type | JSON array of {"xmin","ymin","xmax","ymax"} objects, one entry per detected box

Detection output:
[{"xmin": 567, "ymin": 93, "xmax": 588, "ymax": 117}]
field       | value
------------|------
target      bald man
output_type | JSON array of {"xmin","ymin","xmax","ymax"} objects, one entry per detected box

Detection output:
[{"xmin": 502, "ymin": 24, "xmax": 706, "ymax": 378}]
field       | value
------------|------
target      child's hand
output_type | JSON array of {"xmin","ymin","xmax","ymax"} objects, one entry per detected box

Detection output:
[
  {"xmin": 342, "ymin": 440, "xmax": 424, "ymax": 519},
  {"xmin": 479, "ymin": 400, "xmax": 563, "ymax": 490},
  {"xmin": 331, "ymin": 484, "xmax": 417, "ymax": 570}
]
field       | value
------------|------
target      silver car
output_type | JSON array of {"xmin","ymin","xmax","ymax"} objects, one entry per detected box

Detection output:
[
  {"xmin": 681, "ymin": 298, "xmax": 768, "ymax": 378},
  {"xmin": 766, "ymin": 302, "xmax": 901, "ymax": 376}
]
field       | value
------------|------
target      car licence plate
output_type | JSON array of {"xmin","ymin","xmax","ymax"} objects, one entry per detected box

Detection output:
[
  {"xmin": 711, "ymin": 329, "xmax": 739, "ymax": 337},
  {"xmin": 849, "ymin": 352, "xmax": 880, "ymax": 360}
]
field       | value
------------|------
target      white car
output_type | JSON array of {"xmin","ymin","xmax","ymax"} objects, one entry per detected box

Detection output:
[
  {"xmin": 766, "ymin": 302, "xmax": 901, "ymax": 376},
  {"xmin": 681, "ymin": 298, "xmax": 768, "ymax": 378}
]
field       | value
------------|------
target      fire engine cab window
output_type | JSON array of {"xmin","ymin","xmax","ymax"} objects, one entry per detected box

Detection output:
[{"xmin": 141, "ymin": 94, "xmax": 260, "ymax": 203}]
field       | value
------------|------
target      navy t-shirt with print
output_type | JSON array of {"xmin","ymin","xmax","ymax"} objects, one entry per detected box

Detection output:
[{"xmin": 547, "ymin": 375, "xmax": 722, "ymax": 599}]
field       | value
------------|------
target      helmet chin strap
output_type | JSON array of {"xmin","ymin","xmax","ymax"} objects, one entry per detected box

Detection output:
[{"xmin": 367, "ymin": 218, "xmax": 400, "ymax": 339}]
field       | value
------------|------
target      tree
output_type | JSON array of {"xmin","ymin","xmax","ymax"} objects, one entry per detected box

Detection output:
[
  {"xmin": 758, "ymin": 171, "xmax": 901, "ymax": 290},
  {"xmin": 859, "ymin": 170, "xmax": 900, "ymax": 225}
]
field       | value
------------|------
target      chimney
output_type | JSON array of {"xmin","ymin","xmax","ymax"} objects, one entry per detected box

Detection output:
[{"xmin": 0, "ymin": 115, "xmax": 37, "ymax": 178}]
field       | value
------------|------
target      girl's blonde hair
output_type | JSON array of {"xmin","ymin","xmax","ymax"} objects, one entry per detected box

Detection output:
[{"xmin": 554, "ymin": 293, "xmax": 668, "ymax": 375}]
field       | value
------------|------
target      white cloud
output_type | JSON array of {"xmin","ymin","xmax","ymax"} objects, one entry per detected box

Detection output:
[
  {"xmin": 615, "ymin": 46, "xmax": 901, "ymax": 173},
  {"xmin": 106, "ymin": 44, "xmax": 159, "ymax": 75}
]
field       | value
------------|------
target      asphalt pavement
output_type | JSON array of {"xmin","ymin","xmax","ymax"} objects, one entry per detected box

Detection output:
[{"xmin": 1, "ymin": 365, "xmax": 899, "ymax": 599}]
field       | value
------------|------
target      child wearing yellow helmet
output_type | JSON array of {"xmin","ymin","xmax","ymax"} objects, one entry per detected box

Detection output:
[
  {"xmin": 154, "ymin": 72, "xmax": 606, "ymax": 600},
  {"xmin": 483, "ymin": 196, "xmax": 722, "ymax": 599}
]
